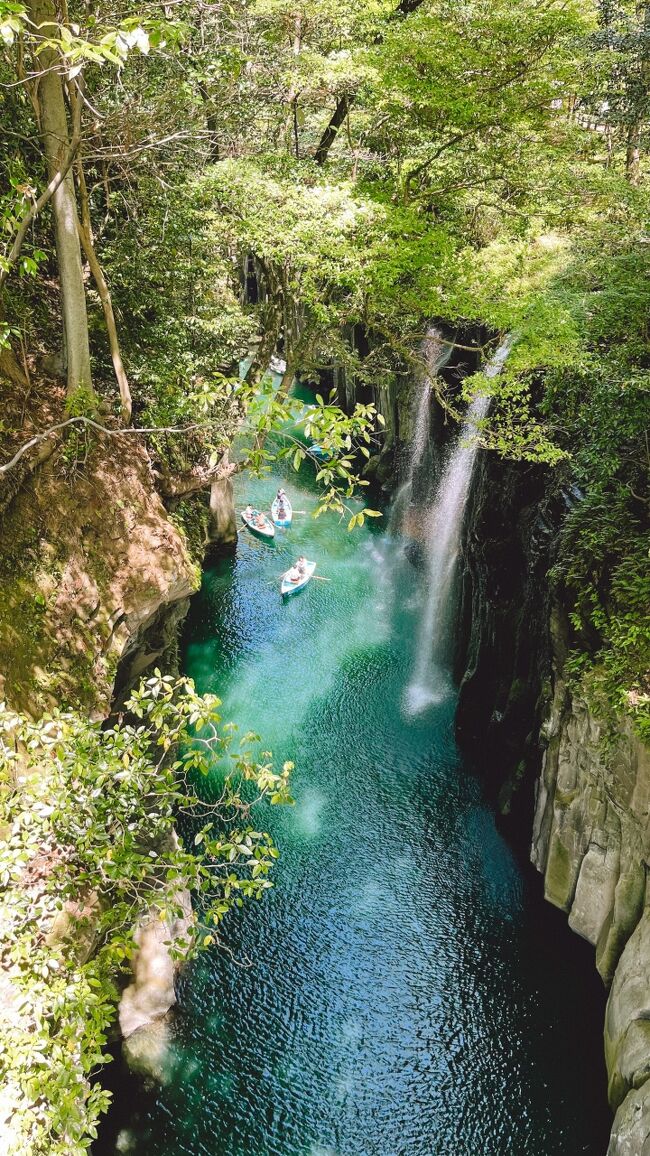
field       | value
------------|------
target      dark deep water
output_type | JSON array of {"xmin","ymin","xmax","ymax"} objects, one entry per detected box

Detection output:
[{"xmin": 97, "ymin": 465, "xmax": 610, "ymax": 1156}]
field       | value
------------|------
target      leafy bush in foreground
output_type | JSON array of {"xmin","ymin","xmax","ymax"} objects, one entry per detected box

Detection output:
[{"xmin": 0, "ymin": 675, "xmax": 292, "ymax": 1155}]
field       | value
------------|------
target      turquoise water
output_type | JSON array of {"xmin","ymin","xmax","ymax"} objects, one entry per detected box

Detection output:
[{"xmin": 102, "ymin": 462, "xmax": 608, "ymax": 1156}]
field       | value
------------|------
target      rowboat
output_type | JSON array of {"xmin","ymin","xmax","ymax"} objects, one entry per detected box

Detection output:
[
  {"xmin": 281, "ymin": 559, "xmax": 316, "ymax": 596},
  {"xmin": 271, "ymin": 494, "xmax": 293, "ymax": 528},
  {"xmin": 241, "ymin": 508, "xmax": 275, "ymax": 540}
]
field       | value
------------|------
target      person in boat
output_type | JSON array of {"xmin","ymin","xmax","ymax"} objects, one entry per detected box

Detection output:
[
  {"xmin": 296, "ymin": 555, "xmax": 307, "ymax": 575},
  {"xmin": 244, "ymin": 504, "xmax": 253, "ymax": 520},
  {"xmin": 255, "ymin": 512, "xmax": 267, "ymax": 529},
  {"xmin": 286, "ymin": 564, "xmax": 301, "ymax": 584},
  {"xmin": 277, "ymin": 487, "xmax": 286, "ymax": 500},
  {"xmin": 277, "ymin": 502, "xmax": 287, "ymax": 519}
]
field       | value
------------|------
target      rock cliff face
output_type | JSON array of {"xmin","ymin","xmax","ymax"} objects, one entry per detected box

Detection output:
[
  {"xmin": 0, "ymin": 430, "xmax": 200, "ymax": 1123},
  {"xmin": 455, "ymin": 444, "xmax": 650, "ymax": 1156},
  {"xmin": 605, "ymin": 913, "xmax": 650, "ymax": 1154},
  {"xmin": 455, "ymin": 451, "xmax": 558, "ymax": 831},
  {"xmin": 119, "ymin": 851, "xmax": 194, "ymax": 1082},
  {"xmin": 532, "ymin": 628, "xmax": 650, "ymax": 1155},
  {"xmin": 0, "ymin": 432, "xmax": 198, "ymax": 716}
]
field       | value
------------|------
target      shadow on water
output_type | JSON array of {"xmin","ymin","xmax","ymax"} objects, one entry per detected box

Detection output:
[{"xmin": 95, "ymin": 464, "xmax": 610, "ymax": 1156}]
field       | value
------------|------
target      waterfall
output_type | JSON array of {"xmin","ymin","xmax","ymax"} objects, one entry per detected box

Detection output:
[
  {"xmin": 370, "ymin": 328, "xmax": 452, "ymax": 628},
  {"xmin": 389, "ymin": 328, "xmax": 453, "ymax": 535},
  {"xmin": 403, "ymin": 337, "xmax": 512, "ymax": 715}
]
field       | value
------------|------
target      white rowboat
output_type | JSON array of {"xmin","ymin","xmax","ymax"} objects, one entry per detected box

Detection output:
[
  {"xmin": 281, "ymin": 559, "xmax": 316, "ymax": 596},
  {"xmin": 271, "ymin": 495, "xmax": 293, "ymax": 528},
  {"xmin": 241, "ymin": 509, "xmax": 275, "ymax": 540}
]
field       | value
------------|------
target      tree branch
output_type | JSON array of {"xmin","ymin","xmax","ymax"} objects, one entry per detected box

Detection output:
[
  {"xmin": 73, "ymin": 142, "xmax": 133, "ymax": 424},
  {"xmin": 0, "ymin": 417, "xmax": 207, "ymax": 478},
  {"xmin": 313, "ymin": 0, "xmax": 426, "ymax": 165}
]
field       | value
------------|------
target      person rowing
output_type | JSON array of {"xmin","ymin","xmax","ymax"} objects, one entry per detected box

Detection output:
[
  {"xmin": 271, "ymin": 489, "xmax": 293, "ymax": 529},
  {"xmin": 280, "ymin": 556, "xmax": 316, "ymax": 595}
]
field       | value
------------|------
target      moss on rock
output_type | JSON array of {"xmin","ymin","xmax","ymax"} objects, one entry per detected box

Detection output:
[{"xmin": 0, "ymin": 435, "xmax": 198, "ymax": 715}]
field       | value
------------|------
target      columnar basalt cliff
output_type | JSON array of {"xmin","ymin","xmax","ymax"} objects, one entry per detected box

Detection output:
[
  {"xmin": 532, "ymin": 630, "xmax": 650, "ymax": 1155},
  {"xmin": 455, "ymin": 451, "xmax": 560, "ymax": 827},
  {"xmin": 454, "ymin": 442, "xmax": 650, "ymax": 1156}
]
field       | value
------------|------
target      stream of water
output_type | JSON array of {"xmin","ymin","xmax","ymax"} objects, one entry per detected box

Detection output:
[
  {"xmin": 403, "ymin": 336, "xmax": 511, "ymax": 714},
  {"xmin": 100, "ymin": 444, "xmax": 609, "ymax": 1156}
]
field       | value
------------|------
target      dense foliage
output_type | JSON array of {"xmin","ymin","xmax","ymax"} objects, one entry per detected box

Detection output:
[
  {"xmin": 0, "ymin": 0, "xmax": 648, "ymax": 1148},
  {"xmin": 0, "ymin": 675, "xmax": 292, "ymax": 1154}
]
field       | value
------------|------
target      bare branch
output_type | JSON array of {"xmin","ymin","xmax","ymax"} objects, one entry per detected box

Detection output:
[
  {"xmin": 0, "ymin": 417, "xmax": 208, "ymax": 477},
  {"xmin": 73, "ymin": 138, "xmax": 132, "ymax": 424}
]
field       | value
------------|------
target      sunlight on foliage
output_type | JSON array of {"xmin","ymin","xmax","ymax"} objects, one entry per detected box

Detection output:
[{"xmin": 0, "ymin": 675, "xmax": 292, "ymax": 1155}]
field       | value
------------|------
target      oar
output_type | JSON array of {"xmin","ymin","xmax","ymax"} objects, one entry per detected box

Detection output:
[{"xmin": 273, "ymin": 568, "xmax": 330, "ymax": 581}]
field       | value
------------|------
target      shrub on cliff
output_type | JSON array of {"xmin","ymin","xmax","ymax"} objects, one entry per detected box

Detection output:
[{"xmin": 0, "ymin": 674, "xmax": 292, "ymax": 1155}]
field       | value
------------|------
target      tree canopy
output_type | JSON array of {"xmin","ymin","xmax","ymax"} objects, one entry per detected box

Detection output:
[
  {"xmin": 0, "ymin": 1, "xmax": 649, "ymax": 1146},
  {"xmin": 0, "ymin": 0, "xmax": 647, "ymax": 748}
]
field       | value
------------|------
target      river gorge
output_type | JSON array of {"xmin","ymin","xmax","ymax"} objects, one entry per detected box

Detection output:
[
  {"xmin": 2, "ymin": 8, "xmax": 649, "ymax": 1154},
  {"xmin": 97, "ymin": 424, "xmax": 612, "ymax": 1155}
]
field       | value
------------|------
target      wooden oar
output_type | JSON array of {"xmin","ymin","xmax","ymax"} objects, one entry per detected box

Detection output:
[{"xmin": 274, "ymin": 568, "xmax": 330, "ymax": 583}]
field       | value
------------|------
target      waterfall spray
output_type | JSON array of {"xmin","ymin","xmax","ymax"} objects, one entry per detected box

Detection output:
[{"xmin": 403, "ymin": 337, "xmax": 513, "ymax": 716}]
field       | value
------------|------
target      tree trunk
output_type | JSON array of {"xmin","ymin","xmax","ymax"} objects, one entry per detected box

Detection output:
[
  {"xmin": 626, "ymin": 123, "xmax": 641, "ymax": 184},
  {"xmin": 313, "ymin": 0, "xmax": 426, "ymax": 165},
  {"xmin": 75, "ymin": 157, "xmax": 132, "ymax": 421},
  {"xmin": 277, "ymin": 362, "xmax": 294, "ymax": 401},
  {"xmin": 625, "ymin": 3, "xmax": 650, "ymax": 185},
  {"xmin": 28, "ymin": 0, "xmax": 93, "ymax": 401},
  {"xmin": 313, "ymin": 92, "xmax": 354, "ymax": 165},
  {"xmin": 197, "ymin": 82, "xmax": 220, "ymax": 163},
  {"xmin": 288, "ymin": 15, "xmax": 302, "ymax": 159},
  {"xmin": 0, "ymin": 346, "xmax": 29, "ymax": 389}
]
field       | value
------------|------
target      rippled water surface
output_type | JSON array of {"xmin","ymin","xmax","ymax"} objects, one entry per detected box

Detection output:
[{"xmin": 105, "ymin": 464, "xmax": 608, "ymax": 1156}]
